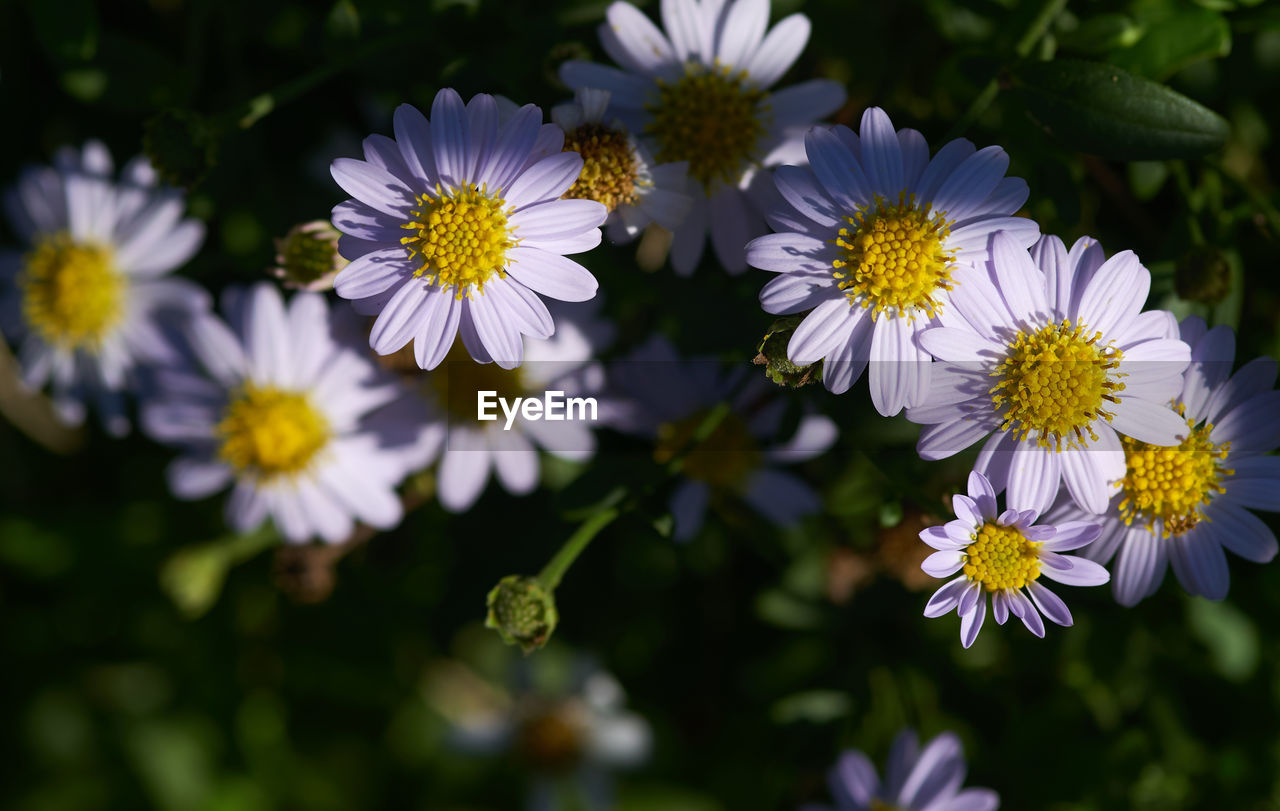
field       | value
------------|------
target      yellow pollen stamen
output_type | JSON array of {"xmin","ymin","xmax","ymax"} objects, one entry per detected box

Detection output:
[
  {"xmin": 869, "ymin": 802, "xmax": 904, "ymax": 811},
  {"xmin": 653, "ymin": 410, "xmax": 759, "ymax": 488},
  {"xmin": 19, "ymin": 232, "xmax": 125, "ymax": 350},
  {"xmin": 426, "ymin": 340, "xmax": 525, "ymax": 421},
  {"xmin": 400, "ymin": 183, "xmax": 514, "ymax": 298},
  {"xmin": 646, "ymin": 63, "xmax": 766, "ymax": 191},
  {"xmin": 964, "ymin": 522, "xmax": 1042, "ymax": 592},
  {"xmin": 1119, "ymin": 411, "xmax": 1231, "ymax": 537},
  {"xmin": 562, "ymin": 122, "xmax": 640, "ymax": 211},
  {"xmin": 217, "ymin": 385, "xmax": 330, "ymax": 478},
  {"xmin": 989, "ymin": 319, "xmax": 1125, "ymax": 451},
  {"xmin": 831, "ymin": 192, "xmax": 955, "ymax": 319}
]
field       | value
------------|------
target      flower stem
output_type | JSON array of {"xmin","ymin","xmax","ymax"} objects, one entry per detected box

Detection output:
[
  {"xmin": 222, "ymin": 27, "xmax": 422, "ymax": 130},
  {"xmin": 533, "ymin": 401, "xmax": 734, "ymax": 590},
  {"xmin": 539, "ymin": 501, "xmax": 623, "ymax": 590},
  {"xmin": 943, "ymin": 0, "xmax": 1068, "ymax": 141},
  {"xmin": 1207, "ymin": 157, "xmax": 1280, "ymax": 239}
]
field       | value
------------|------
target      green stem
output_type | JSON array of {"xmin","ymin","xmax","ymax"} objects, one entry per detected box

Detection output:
[
  {"xmin": 538, "ymin": 505, "xmax": 622, "ymax": 589},
  {"xmin": 943, "ymin": 0, "xmax": 1068, "ymax": 140},
  {"xmin": 221, "ymin": 27, "xmax": 422, "ymax": 130},
  {"xmin": 1206, "ymin": 158, "xmax": 1280, "ymax": 238},
  {"xmin": 663, "ymin": 401, "xmax": 731, "ymax": 476},
  {"xmin": 534, "ymin": 401, "xmax": 734, "ymax": 590}
]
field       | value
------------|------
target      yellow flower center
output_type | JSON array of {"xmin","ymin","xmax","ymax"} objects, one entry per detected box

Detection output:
[
  {"xmin": 515, "ymin": 705, "xmax": 585, "ymax": 774},
  {"xmin": 989, "ymin": 319, "xmax": 1125, "ymax": 451},
  {"xmin": 964, "ymin": 522, "xmax": 1041, "ymax": 592},
  {"xmin": 646, "ymin": 64, "xmax": 766, "ymax": 191},
  {"xmin": 832, "ymin": 193, "xmax": 955, "ymax": 319},
  {"xmin": 217, "ymin": 385, "xmax": 330, "ymax": 479},
  {"xmin": 425, "ymin": 340, "xmax": 525, "ymax": 421},
  {"xmin": 562, "ymin": 123, "xmax": 639, "ymax": 212},
  {"xmin": 1119, "ymin": 415, "xmax": 1230, "ymax": 537},
  {"xmin": 400, "ymin": 183, "xmax": 514, "ymax": 298},
  {"xmin": 20, "ymin": 232, "xmax": 126, "ymax": 350},
  {"xmin": 870, "ymin": 802, "xmax": 904, "ymax": 811},
  {"xmin": 653, "ymin": 410, "xmax": 760, "ymax": 488}
]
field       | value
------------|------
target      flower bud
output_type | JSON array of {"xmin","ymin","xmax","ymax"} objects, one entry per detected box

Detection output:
[
  {"xmin": 272, "ymin": 221, "xmax": 347, "ymax": 291},
  {"xmin": 754, "ymin": 315, "xmax": 823, "ymax": 388},
  {"xmin": 485, "ymin": 575, "xmax": 558, "ymax": 654},
  {"xmin": 1175, "ymin": 245, "xmax": 1232, "ymax": 304},
  {"xmin": 142, "ymin": 109, "xmax": 219, "ymax": 189}
]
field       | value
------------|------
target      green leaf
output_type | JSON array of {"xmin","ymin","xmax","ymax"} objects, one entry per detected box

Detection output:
[
  {"xmin": 25, "ymin": 0, "xmax": 98, "ymax": 64},
  {"xmin": 1059, "ymin": 13, "xmax": 1144, "ymax": 56},
  {"xmin": 1011, "ymin": 59, "xmax": 1230, "ymax": 160},
  {"xmin": 1108, "ymin": 8, "xmax": 1231, "ymax": 80},
  {"xmin": 770, "ymin": 690, "xmax": 853, "ymax": 724},
  {"xmin": 1187, "ymin": 599, "xmax": 1259, "ymax": 681}
]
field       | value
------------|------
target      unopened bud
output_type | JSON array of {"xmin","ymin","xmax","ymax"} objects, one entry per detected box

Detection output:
[
  {"xmin": 1175, "ymin": 245, "xmax": 1232, "ymax": 304},
  {"xmin": 142, "ymin": 109, "xmax": 219, "ymax": 189},
  {"xmin": 272, "ymin": 220, "xmax": 347, "ymax": 291},
  {"xmin": 486, "ymin": 575, "xmax": 558, "ymax": 654},
  {"xmin": 754, "ymin": 315, "xmax": 822, "ymax": 388}
]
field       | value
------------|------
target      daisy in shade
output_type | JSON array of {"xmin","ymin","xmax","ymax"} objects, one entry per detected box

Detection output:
[
  {"xmin": 604, "ymin": 336, "xmax": 836, "ymax": 540},
  {"xmin": 920, "ymin": 471, "xmax": 1108, "ymax": 648},
  {"xmin": 747, "ymin": 108, "xmax": 1038, "ymax": 415},
  {"xmin": 141, "ymin": 283, "xmax": 414, "ymax": 544},
  {"xmin": 1048, "ymin": 316, "xmax": 1280, "ymax": 606},
  {"xmin": 329, "ymin": 88, "xmax": 607, "ymax": 370},
  {"xmin": 801, "ymin": 728, "xmax": 999, "ymax": 811},
  {"xmin": 395, "ymin": 300, "xmax": 612, "ymax": 512},
  {"xmin": 907, "ymin": 232, "xmax": 1191, "ymax": 515},
  {"xmin": 560, "ymin": 0, "xmax": 846, "ymax": 274},
  {"xmin": 551, "ymin": 88, "xmax": 693, "ymax": 244},
  {"xmin": 1, "ymin": 140, "xmax": 209, "ymax": 435}
]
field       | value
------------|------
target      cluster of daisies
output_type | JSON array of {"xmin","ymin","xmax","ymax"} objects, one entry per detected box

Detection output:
[{"xmin": 3, "ymin": 0, "xmax": 1277, "ymax": 660}]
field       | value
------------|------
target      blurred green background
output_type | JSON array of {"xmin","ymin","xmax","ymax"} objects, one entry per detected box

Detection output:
[{"xmin": 3, "ymin": 0, "xmax": 1280, "ymax": 808}]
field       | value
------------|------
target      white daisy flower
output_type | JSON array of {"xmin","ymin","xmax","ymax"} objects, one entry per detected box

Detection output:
[
  {"xmin": 1049, "ymin": 315, "xmax": 1280, "ymax": 606},
  {"xmin": 803, "ymin": 728, "xmax": 999, "ymax": 811},
  {"xmin": 907, "ymin": 233, "xmax": 1191, "ymax": 515},
  {"xmin": 329, "ymin": 88, "xmax": 608, "ymax": 371},
  {"xmin": 431, "ymin": 654, "xmax": 650, "ymax": 811},
  {"xmin": 560, "ymin": 0, "xmax": 847, "ymax": 274},
  {"xmin": 920, "ymin": 471, "xmax": 1109, "ymax": 648},
  {"xmin": 396, "ymin": 300, "xmax": 612, "ymax": 512},
  {"xmin": 746, "ymin": 107, "xmax": 1038, "ymax": 415},
  {"xmin": 141, "ymin": 283, "xmax": 415, "ymax": 544},
  {"xmin": 604, "ymin": 336, "xmax": 837, "ymax": 540},
  {"xmin": 1, "ymin": 140, "xmax": 209, "ymax": 435},
  {"xmin": 551, "ymin": 88, "xmax": 693, "ymax": 244}
]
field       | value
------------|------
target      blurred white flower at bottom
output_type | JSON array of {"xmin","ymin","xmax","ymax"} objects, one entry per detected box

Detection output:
[{"xmin": 424, "ymin": 643, "xmax": 650, "ymax": 811}]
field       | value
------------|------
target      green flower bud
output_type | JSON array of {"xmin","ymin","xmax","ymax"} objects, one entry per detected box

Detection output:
[
  {"xmin": 485, "ymin": 575, "xmax": 558, "ymax": 654},
  {"xmin": 754, "ymin": 314, "xmax": 823, "ymax": 388},
  {"xmin": 142, "ymin": 109, "xmax": 219, "ymax": 189},
  {"xmin": 1175, "ymin": 245, "xmax": 1232, "ymax": 304},
  {"xmin": 272, "ymin": 220, "xmax": 348, "ymax": 291}
]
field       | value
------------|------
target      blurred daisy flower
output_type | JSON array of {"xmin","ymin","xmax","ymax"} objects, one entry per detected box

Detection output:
[
  {"xmin": 907, "ymin": 233, "xmax": 1191, "ymax": 515},
  {"xmin": 329, "ymin": 88, "xmax": 606, "ymax": 370},
  {"xmin": 560, "ymin": 0, "xmax": 846, "ymax": 274},
  {"xmin": 1049, "ymin": 315, "xmax": 1279, "ymax": 606},
  {"xmin": 552, "ymin": 88, "xmax": 692, "ymax": 244},
  {"xmin": 604, "ymin": 336, "xmax": 836, "ymax": 540},
  {"xmin": 1, "ymin": 140, "xmax": 209, "ymax": 434},
  {"xmin": 920, "ymin": 471, "xmax": 1108, "ymax": 648},
  {"xmin": 803, "ymin": 728, "xmax": 999, "ymax": 811},
  {"xmin": 395, "ymin": 300, "xmax": 612, "ymax": 512},
  {"xmin": 425, "ymin": 644, "xmax": 650, "ymax": 811},
  {"xmin": 747, "ymin": 108, "xmax": 1036, "ymax": 415},
  {"xmin": 141, "ymin": 283, "xmax": 416, "ymax": 543}
]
